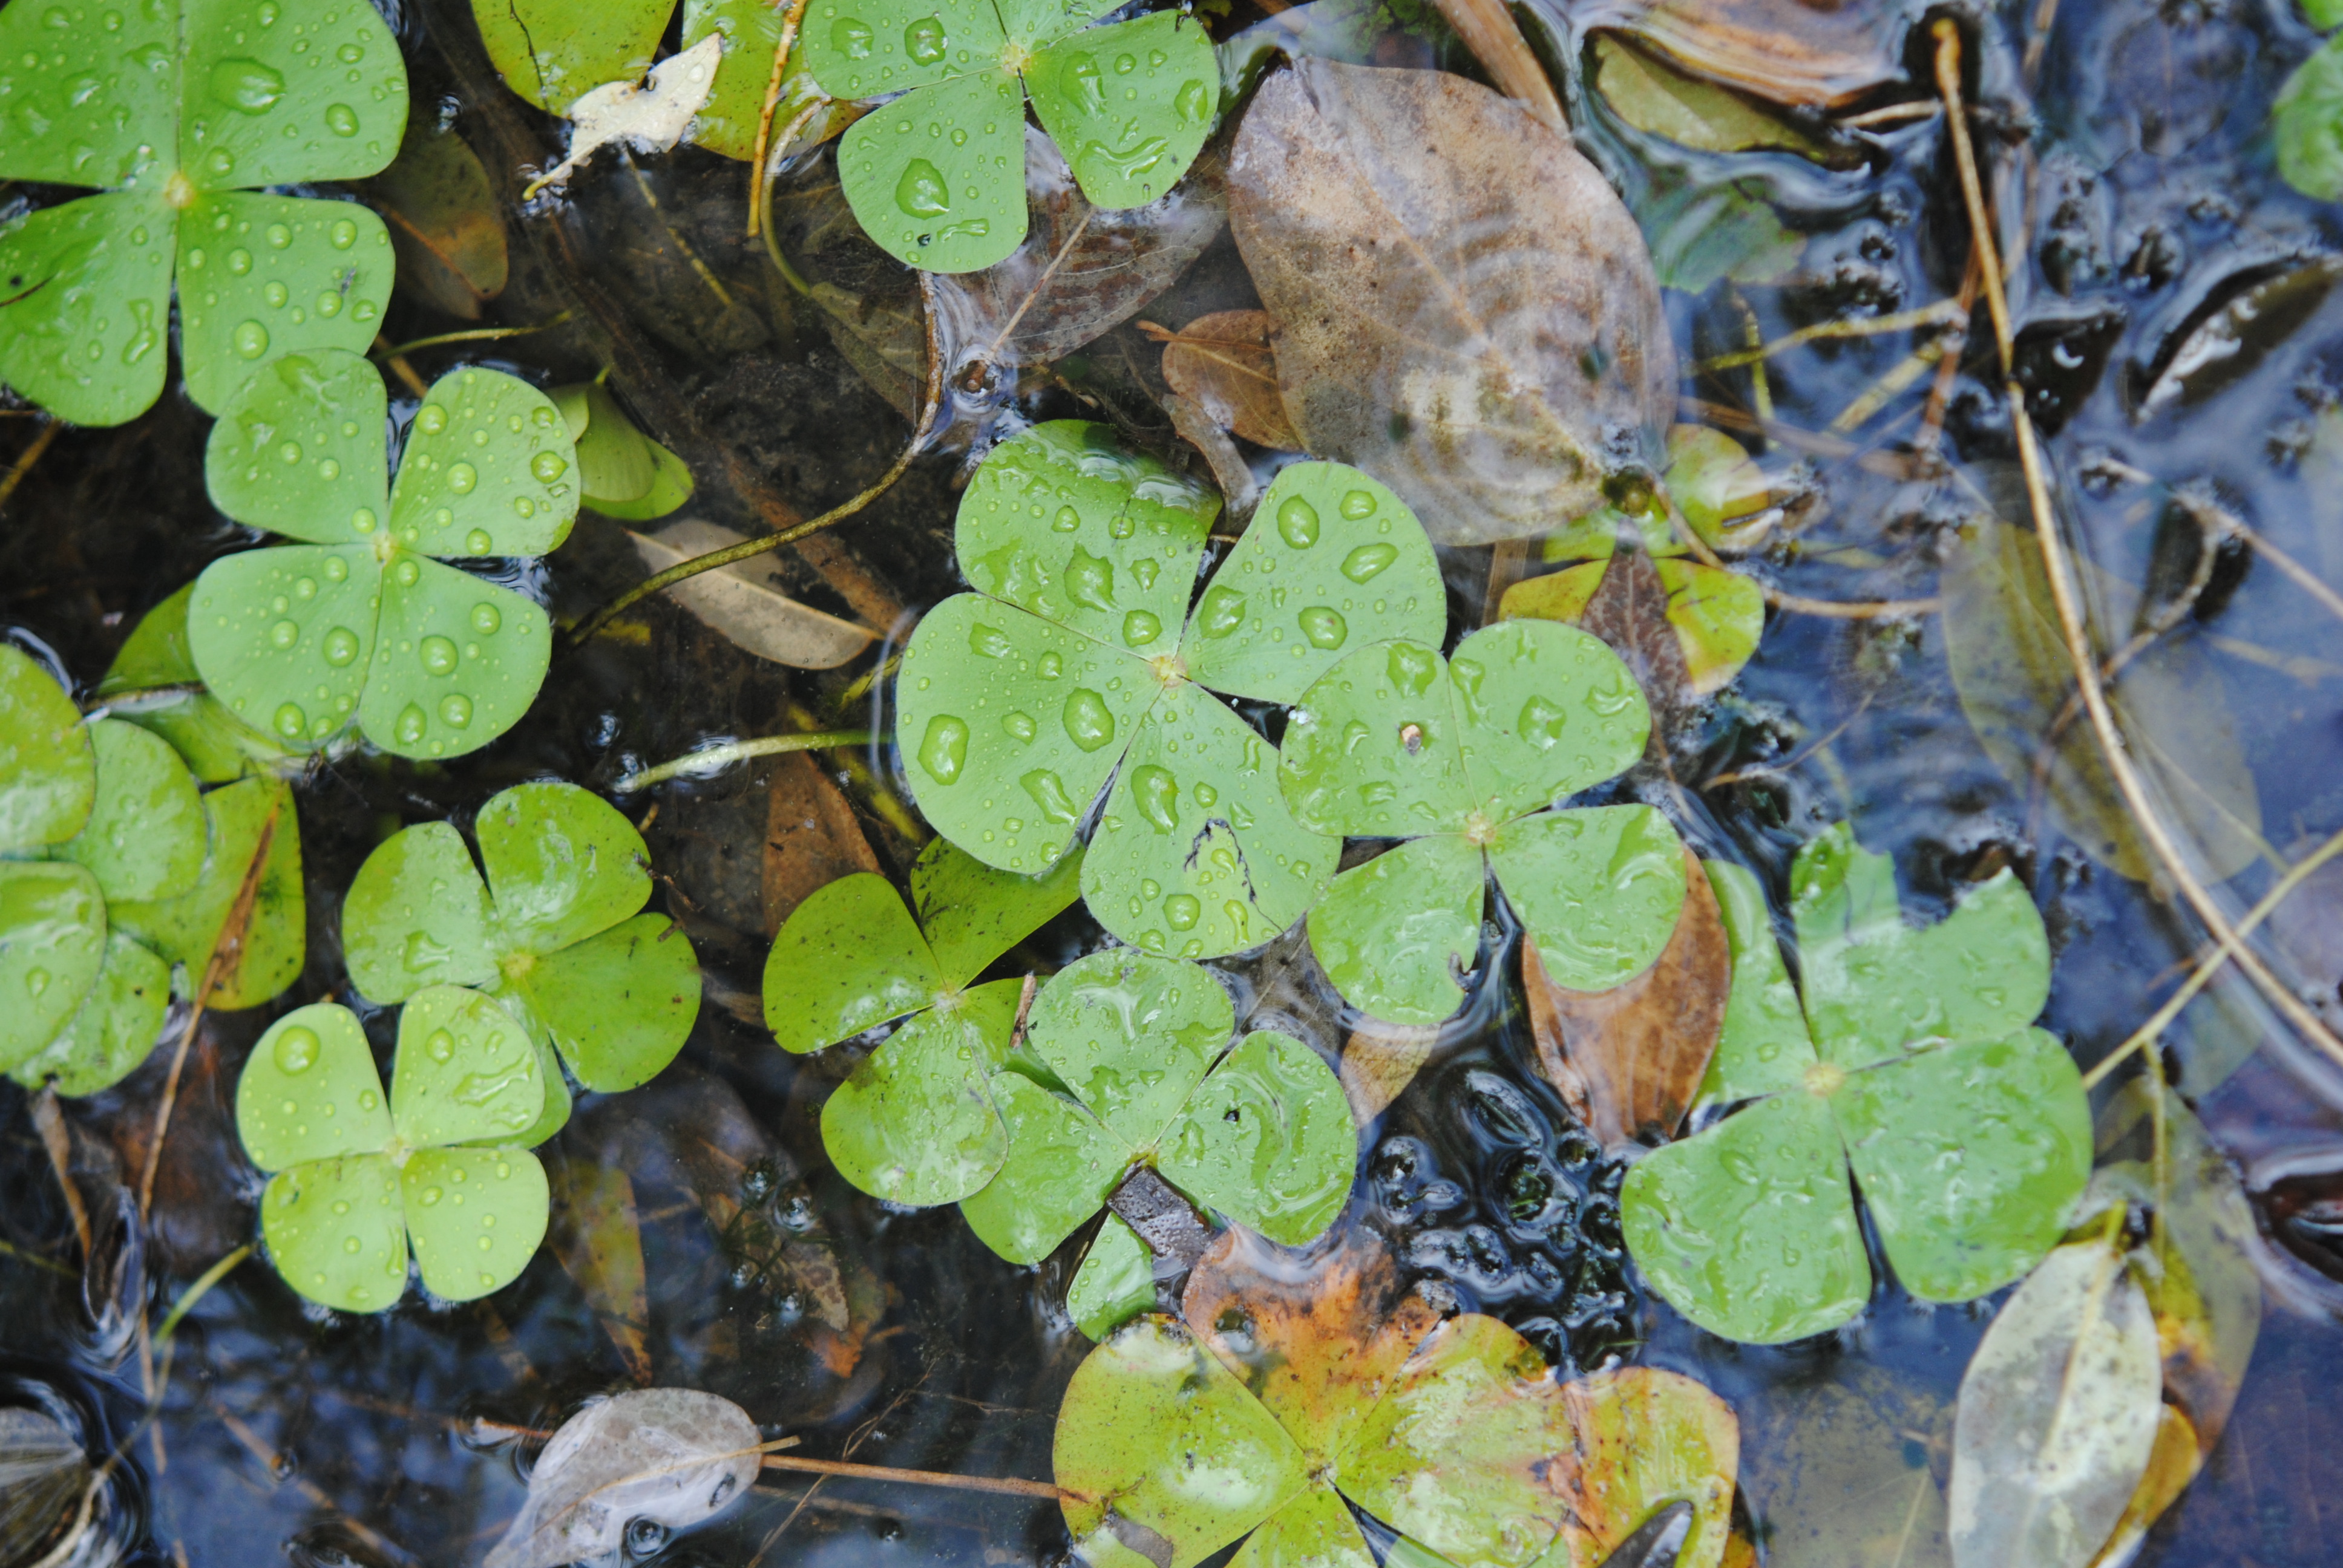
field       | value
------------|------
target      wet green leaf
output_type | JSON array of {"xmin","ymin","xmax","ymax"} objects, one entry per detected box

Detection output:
[
  {"xmin": 1057, "ymin": 1315, "xmax": 1309, "ymax": 1568},
  {"xmin": 2276, "ymin": 35, "xmax": 2343, "ymax": 201},
  {"xmin": 0, "ymin": 861, "xmax": 110, "ymax": 1075},
  {"xmin": 681, "ymin": 0, "xmax": 833, "ymax": 162},
  {"xmin": 903, "ymin": 424, "xmax": 1447, "ymax": 957},
  {"xmin": 343, "ymin": 782, "xmax": 698, "ymax": 1093},
  {"xmin": 0, "ymin": 645, "xmax": 94, "ymax": 852},
  {"xmin": 583, "ymin": 439, "xmax": 696, "ymax": 523},
  {"xmin": 959, "ymin": 1067, "xmax": 1129, "ymax": 1262},
  {"xmin": 1276, "ymin": 621, "xmax": 1662, "ymax": 1022},
  {"xmin": 1622, "ymin": 822, "xmax": 2090, "ymax": 1342},
  {"xmin": 765, "ymin": 873, "xmax": 951, "ymax": 1053},
  {"xmin": 822, "ymin": 1001, "xmax": 1014, "ymax": 1205},
  {"xmin": 1590, "ymin": 35, "xmax": 1851, "ymax": 165},
  {"xmin": 803, "ymin": 0, "xmax": 1217, "ymax": 272},
  {"xmin": 8, "ymin": 932, "xmax": 171, "ymax": 1097},
  {"xmin": 1947, "ymin": 1238, "xmax": 2162, "ymax": 1568},
  {"xmin": 1024, "ymin": 946, "xmax": 1230, "ymax": 1144},
  {"xmin": 239, "ymin": 989, "xmax": 557, "ymax": 1312},
  {"xmin": 912, "ymin": 832, "xmax": 1086, "ymax": 985},
  {"xmin": 110, "ymin": 773, "xmax": 306, "ymax": 1011},
  {"xmin": 0, "ymin": 0, "xmax": 403, "ymax": 423},
  {"xmin": 98, "ymin": 586, "xmax": 292, "ymax": 785},
  {"xmin": 1067, "ymin": 1213, "xmax": 1155, "ymax": 1339},
  {"xmin": 1158, "ymin": 1030, "xmax": 1352, "ymax": 1246},
  {"xmin": 554, "ymin": 383, "xmax": 658, "ymax": 508},
  {"xmin": 474, "ymin": 0, "xmax": 673, "ymax": 116},
  {"xmin": 191, "ymin": 351, "xmax": 572, "ymax": 760},
  {"xmin": 54, "ymin": 720, "xmax": 207, "ymax": 904}
]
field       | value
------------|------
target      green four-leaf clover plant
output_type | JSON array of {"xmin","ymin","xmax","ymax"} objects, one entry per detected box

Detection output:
[
  {"xmin": 764, "ymin": 835, "xmax": 1086, "ymax": 1206},
  {"xmin": 97, "ymin": 583, "xmax": 300, "ymax": 783},
  {"xmin": 0, "ymin": 0, "xmax": 407, "ymax": 425},
  {"xmin": 235, "ymin": 988, "xmax": 559, "ymax": 1312},
  {"xmin": 342, "ymin": 781, "xmax": 703, "ymax": 1122},
  {"xmin": 1277, "ymin": 618, "xmax": 1685, "ymax": 1027},
  {"xmin": 1, "ymin": 644, "xmax": 304, "ymax": 1094},
  {"xmin": 895, "ymin": 421, "xmax": 1446, "ymax": 961},
  {"xmin": 189, "ymin": 348, "xmax": 580, "ymax": 760},
  {"xmin": 800, "ymin": 0, "xmax": 1218, "ymax": 272},
  {"xmin": 1620, "ymin": 823, "xmax": 2092, "ymax": 1344}
]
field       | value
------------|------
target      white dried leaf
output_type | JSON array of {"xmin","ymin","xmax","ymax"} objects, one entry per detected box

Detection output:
[
  {"xmin": 536, "ymin": 35, "xmax": 724, "ymax": 192},
  {"xmin": 484, "ymin": 1388, "xmax": 762, "ymax": 1568},
  {"xmin": 629, "ymin": 520, "xmax": 879, "ymax": 670}
]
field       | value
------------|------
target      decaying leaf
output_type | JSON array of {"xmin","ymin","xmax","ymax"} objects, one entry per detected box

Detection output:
[
  {"xmin": 628, "ymin": 521, "xmax": 880, "ymax": 670},
  {"xmin": 1230, "ymin": 60, "xmax": 1675, "ymax": 545},
  {"xmin": 536, "ymin": 35, "xmax": 726, "ymax": 193},
  {"xmin": 930, "ymin": 132, "xmax": 1228, "ymax": 384},
  {"xmin": 1947, "ymin": 1239, "xmax": 2163, "ymax": 1568},
  {"xmin": 363, "ymin": 109, "xmax": 509, "ymax": 320},
  {"xmin": 1939, "ymin": 512, "xmax": 2263, "ymax": 887},
  {"xmin": 1342, "ymin": 1020, "xmax": 1440, "ymax": 1126},
  {"xmin": 1590, "ymin": 35, "xmax": 1855, "ymax": 166},
  {"xmin": 1525, "ymin": 848, "xmax": 1729, "ymax": 1152},
  {"xmin": 549, "ymin": 1154, "xmax": 652, "ymax": 1385},
  {"xmin": 762, "ymin": 751, "xmax": 881, "ymax": 936},
  {"xmin": 1737, "ymin": 1365, "xmax": 1953, "ymax": 1568},
  {"xmin": 1153, "ymin": 311, "xmax": 1304, "ymax": 451},
  {"xmin": 1591, "ymin": 0, "xmax": 1907, "ymax": 109},
  {"xmin": 483, "ymin": 1388, "xmax": 761, "ymax": 1568},
  {"xmin": 1540, "ymin": 1368, "xmax": 1740, "ymax": 1568},
  {"xmin": 0, "ymin": 1406, "xmax": 87, "ymax": 1564},
  {"xmin": 1632, "ymin": 175, "xmax": 1806, "ymax": 296},
  {"xmin": 2087, "ymin": 1404, "xmax": 2199, "ymax": 1568}
]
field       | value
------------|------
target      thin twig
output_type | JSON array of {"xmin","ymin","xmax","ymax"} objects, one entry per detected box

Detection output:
[
  {"xmin": 0, "ymin": 418, "xmax": 59, "ymax": 515},
  {"xmin": 373, "ymin": 317, "xmax": 572, "ymax": 359},
  {"xmin": 31, "ymin": 1089, "xmax": 90, "ymax": 1259},
  {"xmin": 1668, "ymin": 508, "xmax": 1940, "ymax": 619},
  {"xmin": 760, "ymin": 1455, "xmax": 1069, "ymax": 1500},
  {"xmin": 1932, "ymin": 22, "xmax": 2013, "ymax": 374},
  {"xmin": 1837, "ymin": 100, "xmax": 1942, "ymax": 128},
  {"xmin": 566, "ymin": 276, "xmax": 945, "ymax": 650},
  {"xmin": 2079, "ymin": 823, "xmax": 2343, "ymax": 1090},
  {"xmin": 2174, "ymin": 488, "xmax": 2343, "ymax": 629},
  {"xmin": 152, "ymin": 1244, "xmax": 253, "ymax": 1347},
  {"xmin": 746, "ymin": 0, "xmax": 814, "ymax": 238},
  {"xmin": 1694, "ymin": 298, "xmax": 1967, "ymax": 374},
  {"xmin": 612, "ymin": 730, "xmax": 874, "ymax": 792}
]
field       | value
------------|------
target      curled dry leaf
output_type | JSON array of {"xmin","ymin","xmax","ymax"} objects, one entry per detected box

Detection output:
[
  {"xmin": 1585, "ymin": 0, "xmax": 1906, "ymax": 109},
  {"xmin": 1948, "ymin": 1239, "xmax": 2163, "ymax": 1568},
  {"xmin": 537, "ymin": 34, "xmax": 726, "ymax": 192},
  {"xmin": 1230, "ymin": 60, "xmax": 1674, "ymax": 546},
  {"xmin": 483, "ymin": 1388, "xmax": 761, "ymax": 1568},
  {"xmin": 1154, "ymin": 311, "xmax": 1304, "ymax": 451},
  {"xmin": 628, "ymin": 521, "xmax": 880, "ymax": 670},
  {"xmin": 1525, "ymin": 847, "xmax": 1729, "ymax": 1153}
]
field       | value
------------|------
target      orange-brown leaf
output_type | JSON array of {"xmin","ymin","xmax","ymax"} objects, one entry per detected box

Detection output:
[
  {"xmin": 1547, "ymin": 1368, "xmax": 1742, "ymax": 1568},
  {"xmin": 363, "ymin": 113, "xmax": 509, "ymax": 319},
  {"xmin": 1599, "ymin": 0, "xmax": 1906, "ymax": 109},
  {"xmin": 548, "ymin": 1155, "xmax": 652, "ymax": 1385},
  {"xmin": 1526, "ymin": 846, "xmax": 1728, "ymax": 1151},
  {"xmin": 1155, "ymin": 310, "xmax": 1303, "ymax": 451},
  {"xmin": 762, "ymin": 750, "xmax": 880, "ymax": 936}
]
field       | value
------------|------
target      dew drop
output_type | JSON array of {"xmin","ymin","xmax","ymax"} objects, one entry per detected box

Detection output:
[
  {"xmin": 394, "ymin": 704, "xmax": 427, "ymax": 745},
  {"xmin": 419, "ymin": 635, "xmax": 458, "ymax": 676},
  {"xmin": 427, "ymin": 1028, "xmax": 455, "ymax": 1063},
  {"xmin": 264, "ymin": 222, "xmax": 292, "ymax": 249},
  {"xmin": 208, "ymin": 57, "xmax": 285, "ymax": 113},
  {"xmin": 1003, "ymin": 710, "xmax": 1037, "ymax": 742},
  {"xmin": 918, "ymin": 714, "xmax": 969, "ymax": 783},
  {"xmin": 446, "ymin": 462, "xmax": 477, "ymax": 494},
  {"xmin": 1176, "ymin": 78, "xmax": 1211, "ymax": 125},
  {"xmin": 273, "ymin": 1026, "xmax": 320, "ymax": 1073},
  {"xmin": 318, "ymin": 456, "xmax": 341, "ymax": 480},
  {"xmin": 1020, "ymin": 768, "xmax": 1078, "ymax": 823},
  {"xmin": 465, "ymin": 528, "xmax": 494, "ymax": 552},
  {"xmin": 272, "ymin": 702, "xmax": 305, "ymax": 737},
  {"xmin": 1299, "ymin": 606, "xmax": 1347, "ymax": 650},
  {"xmin": 1062, "ymin": 688, "xmax": 1115, "ymax": 752},
  {"xmin": 324, "ymin": 102, "xmax": 359, "ymax": 136},
  {"xmin": 415, "ymin": 403, "xmax": 448, "ymax": 435},
  {"xmin": 350, "ymin": 508, "xmax": 376, "ymax": 535},
  {"xmin": 1122, "ymin": 609, "xmax": 1161, "ymax": 646},
  {"xmin": 1132, "ymin": 764, "xmax": 1178, "ymax": 832},
  {"xmin": 233, "ymin": 319, "xmax": 270, "ymax": 359},
  {"xmin": 268, "ymin": 618, "xmax": 299, "ymax": 649},
  {"xmin": 904, "ymin": 13, "xmax": 946, "ymax": 63},
  {"xmin": 834, "ymin": 16, "xmax": 873, "ymax": 56},
  {"xmin": 529, "ymin": 450, "xmax": 566, "ymax": 482},
  {"xmin": 469, "ymin": 602, "xmax": 501, "ymax": 635},
  {"xmin": 392, "ymin": 558, "xmax": 421, "ymax": 588},
  {"xmin": 1196, "ymin": 584, "xmax": 1245, "ymax": 638},
  {"xmin": 1277, "ymin": 495, "xmax": 1320, "ymax": 547},
  {"xmin": 323, "ymin": 555, "xmax": 349, "ymax": 582},
  {"xmin": 1165, "ymin": 893, "xmax": 1200, "ymax": 929},
  {"xmin": 329, "ymin": 218, "xmax": 358, "ymax": 249},
  {"xmin": 896, "ymin": 157, "xmax": 950, "ymax": 218},
  {"xmin": 439, "ymin": 693, "xmax": 473, "ymax": 729}
]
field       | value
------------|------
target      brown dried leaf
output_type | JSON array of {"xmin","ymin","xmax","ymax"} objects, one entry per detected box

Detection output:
[
  {"xmin": 1593, "ymin": 0, "xmax": 1907, "ymax": 109},
  {"xmin": 761, "ymin": 750, "xmax": 880, "ymax": 936},
  {"xmin": 1181, "ymin": 1226, "xmax": 1443, "ymax": 1459},
  {"xmin": 1526, "ymin": 847, "xmax": 1729, "ymax": 1152},
  {"xmin": 1230, "ymin": 60, "xmax": 1674, "ymax": 546},
  {"xmin": 1340, "ymin": 1020, "xmax": 1438, "ymax": 1126},
  {"xmin": 362, "ymin": 110, "xmax": 509, "ymax": 321},
  {"xmin": 548, "ymin": 1155, "xmax": 651, "ymax": 1385},
  {"xmin": 1154, "ymin": 310, "xmax": 1303, "ymax": 450},
  {"xmin": 1577, "ymin": 543, "xmax": 1697, "ymax": 740}
]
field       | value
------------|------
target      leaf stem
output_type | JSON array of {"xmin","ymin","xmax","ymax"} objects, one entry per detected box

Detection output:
[
  {"xmin": 1693, "ymin": 298, "xmax": 1967, "ymax": 374},
  {"xmin": 611, "ymin": 730, "xmax": 874, "ymax": 793},
  {"xmin": 0, "ymin": 417, "xmax": 59, "ymax": 517},
  {"xmin": 759, "ymin": 100, "xmax": 827, "ymax": 296},
  {"xmin": 152, "ymin": 1244, "xmax": 253, "ymax": 1347},
  {"xmin": 566, "ymin": 277, "xmax": 942, "ymax": 649},
  {"xmin": 746, "ymin": 0, "xmax": 815, "ymax": 239},
  {"xmin": 373, "ymin": 316, "xmax": 573, "ymax": 359}
]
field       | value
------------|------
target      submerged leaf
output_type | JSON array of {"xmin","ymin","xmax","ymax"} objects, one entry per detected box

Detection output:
[
  {"xmin": 1156, "ymin": 310, "xmax": 1303, "ymax": 451},
  {"xmin": 1525, "ymin": 846, "xmax": 1729, "ymax": 1152},
  {"xmin": 1947, "ymin": 1239, "xmax": 2163, "ymax": 1568},
  {"xmin": 1735, "ymin": 1364, "xmax": 1953, "ymax": 1568},
  {"xmin": 483, "ymin": 1388, "xmax": 761, "ymax": 1568},
  {"xmin": 1539, "ymin": 1368, "xmax": 1740, "ymax": 1568},
  {"xmin": 364, "ymin": 109, "xmax": 509, "ymax": 320},
  {"xmin": 629, "ymin": 520, "xmax": 876, "ymax": 669},
  {"xmin": 1590, "ymin": 35, "xmax": 1853, "ymax": 165},
  {"xmin": 548, "ymin": 1155, "xmax": 652, "ymax": 1385},
  {"xmin": 1229, "ymin": 60, "xmax": 1674, "ymax": 544},
  {"xmin": 1601, "ymin": 0, "xmax": 1906, "ymax": 109}
]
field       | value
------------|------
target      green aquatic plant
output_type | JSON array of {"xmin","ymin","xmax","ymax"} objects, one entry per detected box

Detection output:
[
  {"xmin": 97, "ymin": 584, "xmax": 297, "ymax": 783},
  {"xmin": 764, "ymin": 837, "xmax": 1083, "ymax": 1204},
  {"xmin": 0, "ymin": 644, "xmax": 303, "ymax": 1093},
  {"xmin": 1277, "ymin": 619, "xmax": 1679, "ymax": 1026},
  {"xmin": 554, "ymin": 381, "xmax": 696, "ymax": 521},
  {"xmin": 1500, "ymin": 426, "xmax": 1769, "ymax": 697},
  {"xmin": 189, "ymin": 349, "xmax": 580, "ymax": 760},
  {"xmin": 235, "ymin": 989, "xmax": 559, "ymax": 1312},
  {"xmin": 896, "ymin": 422, "xmax": 1445, "ymax": 959},
  {"xmin": 0, "ymin": 0, "xmax": 406, "ymax": 425},
  {"xmin": 342, "ymin": 781, "xmax": 701, "ymax": 1108},
  {"xmin": 963, "ymin": 948, "xmax": 1352, "ymax": 1325},
  {"xmin": 799, "ymin": 0, "xmax": 1219, "ymax": 272},
  {"xmin": 1620, "ymin": 825, "xmax": 2091, "ymax": 1344},
  {"xmin": 2275, "ymin": 0, "xmax": 2343, "ymax": 203}
]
